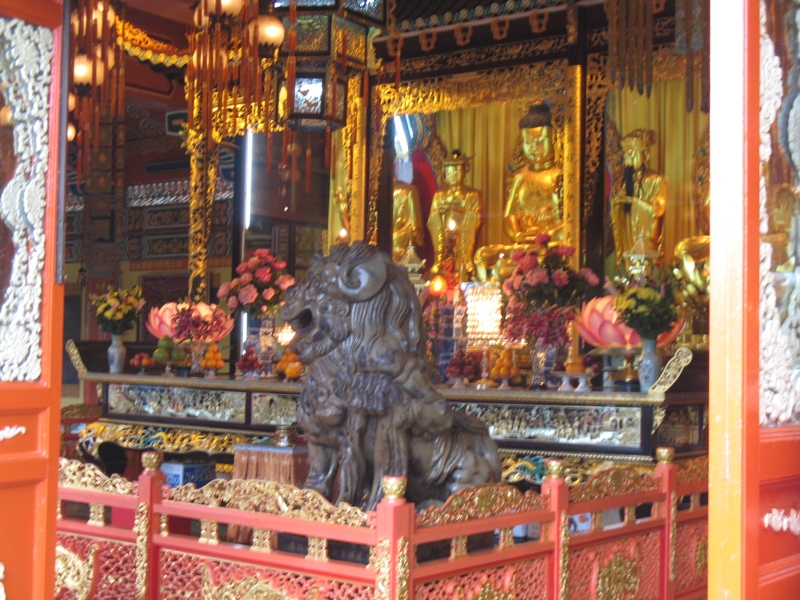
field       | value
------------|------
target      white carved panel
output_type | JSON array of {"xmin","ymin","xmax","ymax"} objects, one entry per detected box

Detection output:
[{"xmin": 0, "ymin": 18, "xmax": 52, "ymax": 381}]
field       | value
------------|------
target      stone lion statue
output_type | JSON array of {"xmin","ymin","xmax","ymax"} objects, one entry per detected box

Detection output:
[{"xmin": 280, "ymin": 242, "xmax": 500, "ymax": 509}]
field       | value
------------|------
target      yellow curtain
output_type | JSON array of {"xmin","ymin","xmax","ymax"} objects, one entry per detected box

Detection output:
[
  {"xmin": 435, "ymin": 100, "xmax": 533, "ymax": 248},
  {"xmin": 607, "ymin": 79, "xmax": 709, "ymax": 264}
]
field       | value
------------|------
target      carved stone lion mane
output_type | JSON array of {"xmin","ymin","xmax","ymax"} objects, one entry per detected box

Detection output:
[{"xmin": 280, "ymin": 242, "xmax": 500, "ymax": 509}]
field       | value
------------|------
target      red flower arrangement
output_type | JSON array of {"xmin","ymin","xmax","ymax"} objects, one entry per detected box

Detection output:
[
  {"xmin": 170, "ymin": 302, "xmax": 234, "ymax": 343},
  {"xmin": 501, "ymin": 233, "xmax": 599, "ymax": 345},
  {"xmin": 217, "ymin": 249, "xmax": 296, "ymax": 319}
]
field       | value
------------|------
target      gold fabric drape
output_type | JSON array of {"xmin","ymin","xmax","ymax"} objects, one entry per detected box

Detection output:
[
  {"xmin": 607, "ymin": 78, "xmax": 709, "ymax": 263},
  {"xmin": 435, "ymin": 100, "xmax": 534, "ymax": 249}
]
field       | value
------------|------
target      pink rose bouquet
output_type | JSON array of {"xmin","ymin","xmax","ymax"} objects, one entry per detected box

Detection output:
[
  {"xmin": 217, "ymin": 249, "xmax": 296, "ymax": 319},
  {"xmin": 502, "ymin": 234, "xmax": 599, "ymax": 343}
]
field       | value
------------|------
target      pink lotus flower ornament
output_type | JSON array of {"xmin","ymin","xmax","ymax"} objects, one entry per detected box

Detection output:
[
  {"xmin": 145, "ymin": 302, "xmax": 180, "ymax": 339},
  {"xmin": 576, "ymin": 296, "xmax": 683, "ymax": 348}
]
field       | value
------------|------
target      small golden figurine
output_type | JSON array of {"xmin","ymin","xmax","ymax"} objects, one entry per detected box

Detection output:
[
  {"xmin": 611, "ymin": 129, "xmax": 667, "ymax": 269},
  {"xmin": 474, "ymin": 101, "xmax": 563, "ymax": 280},
  {"xmin": 392, "ymin": 177, "xmax": 424, "ymax": 262},
  {"xmin": 332, "ymin": 187, "xmax": 351, "ymax": 243},
  {"xmin": 427, "ymin": 150, "xmax": 482, "ymax": 281}
]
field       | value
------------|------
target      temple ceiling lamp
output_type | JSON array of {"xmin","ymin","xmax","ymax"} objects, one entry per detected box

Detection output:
[
  {"xmin": 186, "ymin": 0, "xmax": 286, "ymax": 144},
  {"xmin": 69, "ymin": 0, "xmax": 124, "ymax": 187},
  {"xmin": 271, "ymin": 0, "xmax": 385, "ymax": 178}
]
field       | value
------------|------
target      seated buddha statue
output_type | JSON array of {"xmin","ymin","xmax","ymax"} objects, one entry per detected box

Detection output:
[
  {"xmin": 427, "ymin": 150, "xmax": 482, "ymax": 281},
  {"xmin": 474, "ymin": 101, "xmax": 564, "ymax": 281},
  {"xmin": 392, "ymin": 177, "xmax": 424, "ymax": 262},
  {"xmin": 611, "ymin": 129, "xmax": 667, "ymax": 270}
]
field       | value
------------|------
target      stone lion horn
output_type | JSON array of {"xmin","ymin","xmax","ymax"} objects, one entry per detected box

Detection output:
[{"xmin": 281, "ymin": 242, "xmax": 500, "ymax": 509}]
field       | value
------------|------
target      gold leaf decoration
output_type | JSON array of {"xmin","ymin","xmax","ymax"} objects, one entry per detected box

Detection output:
[
  {"xmin": 416, "ymin": 482, "xmax": 544, "ymax": 527},
  {"xmin": 167, "ymin": 479, "xmax": 368, "ymax": 527},
  {"xmin": 58, "ymin": 457, "xmax": 138, "ymax": 496},
  {"xmin": 569, "ymin": 465, "xmax": 660, "ymax": 504},
  {"xmin": 55, "ymin": 544, "xmax": 98, "ymax": 600},
  {"xmin": 596, "ymin": 552, "xmax": 639, "ymax": 600}
]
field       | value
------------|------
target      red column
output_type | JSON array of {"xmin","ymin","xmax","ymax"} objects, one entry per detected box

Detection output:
[
  {"xmin": 655, "ymin": 447, "xmax": 677, "ymax": 600},
  {"xmin": 541, "ymin": 459, "xmax": 569, "ymax": 600},
  {"xmin": 138, "ymin": 452, "xmax": 166, "ymax": 600},
  {"xmin": 374, "ymin": 476, "xmax": 416, "ymax": 599}
]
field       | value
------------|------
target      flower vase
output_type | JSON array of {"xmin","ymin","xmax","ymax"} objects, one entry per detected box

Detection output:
[
  {"xmin": 107, "ymin": 334, "xmax": 126, "ymax": 374},
  {"xmin": 638, "ymin": 338, "xmax": 662, "ymax": 393},
  {"xmin": 190, "ymin": 341, "xmax": 207, "ymax": 376}
]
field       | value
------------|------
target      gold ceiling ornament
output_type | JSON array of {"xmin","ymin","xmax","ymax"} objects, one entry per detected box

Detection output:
[
  {"xmin": 69, "ymin": 0, "xmax": 125, "ymax": 188},
  {"xmin": 113, "ymin": 17, "xmax": 189, "ymax": 68}
]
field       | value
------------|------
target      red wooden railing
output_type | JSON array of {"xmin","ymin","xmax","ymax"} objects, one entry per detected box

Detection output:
[{"xmin": 55, "ymin": 450, "xmax": 708, "ymax": 599}]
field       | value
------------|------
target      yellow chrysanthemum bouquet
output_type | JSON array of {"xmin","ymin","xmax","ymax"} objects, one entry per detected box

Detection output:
[
  {"xmin": 90, "ymin": 285, "xmax": 145, "ymax": 335},
  {"xmin": 613, "ymin": 280, "xmax": 679, "ymax": 341}
]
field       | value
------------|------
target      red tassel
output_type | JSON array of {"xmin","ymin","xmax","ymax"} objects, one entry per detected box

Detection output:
[
  {"xmin": 290, "ymin": 130, "xmax": 297, "ymax": 184},
  {"xmin": 305, "ymin": 134, "xmax": 311, "ymax": 193},
  {"xmin": 282, "ymin": 129, "xmax": 289, "ymax": 166}
]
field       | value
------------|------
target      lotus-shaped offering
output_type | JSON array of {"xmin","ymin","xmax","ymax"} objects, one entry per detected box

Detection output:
[
  {"xmin": 145, "ymin": 302, "xmax": 180, "ymax": 339},
  {"xmin": 146, "ymin": 301, "xmax": 235, "ymax": 343},
  {"xmin": 576, "ymin": 296, "xmax": 683, "ymax": 348}
]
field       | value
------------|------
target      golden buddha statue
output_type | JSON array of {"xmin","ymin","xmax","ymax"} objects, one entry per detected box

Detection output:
[
  {"xmin": 427, "ymin": 150, "xmax": 482, "ymax": 280},
  {"xmin": 474, "ymin": 102, "xmax": 563, "ymax": 280},
  {"xmin": 392, "ymin": 178, "xmax": 424, "ymax": 262},
  {"xmin": 611, "ymin": 129, "xmax": 667, "ymax": 269}
]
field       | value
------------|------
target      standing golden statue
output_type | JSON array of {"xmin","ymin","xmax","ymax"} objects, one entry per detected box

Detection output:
[
  {"xmin": 331, "ymin": 187, "xmax": 352, "ymax": 243},
  {"xmin": 392, "ymin": 178, "xmax": 424, "ymax": 262},
  {"xmin": 474, "ymin": 101, "xmax": 563, "ymax": 280},
  {"xmin": 428, "ymin": 150, "xmax": 482, "ymax": 280},
  {"xmin": 611, "ymin": 129, "xmax": 667, "ymax": 269}
]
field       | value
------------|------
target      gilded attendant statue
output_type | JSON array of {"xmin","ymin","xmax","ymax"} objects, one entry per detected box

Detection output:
[
  {"xmin": 427, "ymin": 150, "xmax": 482, "ymax": 280},
  {"xmin": 611, "ymin": 129, "xmax": 667, "ymax": 268},
  {"xmin": 474, "ymin": 101, "xmax": 563, "ymax": 280},
  {"xmin": 392, "ymin": 178, "xmax": 424, "ymax": 262}
]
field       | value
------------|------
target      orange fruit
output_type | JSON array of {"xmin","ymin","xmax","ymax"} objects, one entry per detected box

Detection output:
[{"xmin": 285, "ymin": 361, "xmax": 303, "ymax": 380}]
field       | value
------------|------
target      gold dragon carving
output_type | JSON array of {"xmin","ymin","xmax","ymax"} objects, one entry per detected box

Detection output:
[
  {"xmin": 416, "ymin": 482, "xmax": 544, "ymax": 527},
  {"xmin": 134, "ymin": 503, "xmax": 149, "ymax": 600},
  {"xmin": 200, "ymin": 569, "xmax": 295, "ymax": 600},
  {"xmin": 55, "ymin": 544, "xmax": 98, "ymax": 600},
  {"xmin": 569, "ymin": 464, "xmax": 661, "ymax": 504},
  {"xmin": 58, "ymin": 457, "xmax": 138, "ymax": 495},
  {"xmin": 168, "ymin": 479, "xmax": 368, "ymax": 527},
  {"xmin": 370, "ymin": 537, "xmax": 392, "ymax": 600},
  {"xmin": 596, "ymin": 552, "xmax": 640, "ymax": 600}
]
